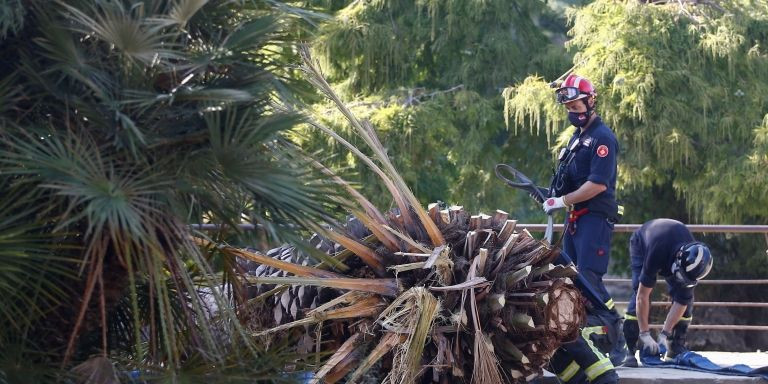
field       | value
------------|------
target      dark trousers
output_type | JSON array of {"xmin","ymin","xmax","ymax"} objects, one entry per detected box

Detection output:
[
  {"xmin": 563, "ymin": 212, "xmax": 626, "ymax": 360},
  {"xmin": 550, "ymin": 323, "xmax": 619, "ymax": 383},
  {"xmin": 563, "ymin": 212, "xmax": 615, "ymax": 310},
  {"xmin": 550, "ymin": 213, "xmax": 621, "ymax": 383}
]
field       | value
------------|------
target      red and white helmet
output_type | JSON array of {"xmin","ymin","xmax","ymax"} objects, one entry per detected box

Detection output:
[{"xmin": 555, "ymin": 74, "xmax": 596, "ymax": 104}]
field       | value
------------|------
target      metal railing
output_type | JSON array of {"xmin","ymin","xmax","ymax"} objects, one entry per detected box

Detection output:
[
  {"xmin": 516, "ymin": 223, "xmax": 768, "ymax": 234},
  {"xmin": 604, "ymin": 278, "xmax": 768, "ymax": 331},
  {"xmin": 522, "ymin": 224, "xmax": 768, "ymax": 332},
  {"xmin": 196, "ymin": 222, "xmax": 768, "ymax": 332}
]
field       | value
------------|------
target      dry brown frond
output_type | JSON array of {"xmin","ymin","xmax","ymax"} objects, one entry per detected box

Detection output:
[
  {"xmin": 383, "ymin": 225, "xmax": 431, "ymax": 253},
  {"xmin": 244, "ymin": 276, "xmax": 400, "ymax": 297},
  {"xmin": 351, "ymin": 209, "xmax": 401, "ymax": 251},
  {"xmin": 310, "ymin": 333, "xmax": 364, "ymax": 384},
  {"xmin": 471, "ymin": 331, "xmax": 505, "ymax": 384},
  {"xmin": 348, "ymin": 332, "xmax": 406, "ymax": 383},
  {"xmin": 299, "ymin": 46, "xmax": 444, "ymax": 247},
  {"xmin": 467, "ymin": 257, "xmax": 505, "ymax": 384},
  {"xmin": 323, "ymin": 230, "xmax": 386, "ymax": 276},
  {"xmin": 255, "ymin": 295, "xmax": 387, "ymax": 336},
  {"xmin": 199, "ymin": 239, "xmax": 342, "ymax": 278},
  {"xmin": 379, "ymin": 287, "xmax": 441, "ymax": 384},
  {"xmin": 308, "ymin": 157, "xmax": 402, "ymax": 251}
]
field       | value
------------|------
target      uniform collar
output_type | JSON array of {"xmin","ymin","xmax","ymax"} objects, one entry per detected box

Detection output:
[{"xmin": 575, "ymin": 115, "xmax": 602, "ymax": 136}]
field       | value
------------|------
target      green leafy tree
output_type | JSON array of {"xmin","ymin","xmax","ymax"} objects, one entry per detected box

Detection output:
[
  {"xmin": 505, "ymin": 0, "xmax": 768, "ymax": 223},
  {"xmin": 0, "ymin": 0, "xmax": 338, "ymax": 381},
  {"xmin": 295, "ymin": 0, "xmax": 572, "ymax": 217}
]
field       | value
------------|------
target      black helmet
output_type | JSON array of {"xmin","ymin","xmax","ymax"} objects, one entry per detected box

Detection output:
[{"xmin": 671, "ymin": 242, "xmax": 713, "ymax": 288}]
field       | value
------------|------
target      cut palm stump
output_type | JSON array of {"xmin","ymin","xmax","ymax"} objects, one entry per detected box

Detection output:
[{"xmin": 215, "ymin": 205, "xmax": 586, "ymax": 383}]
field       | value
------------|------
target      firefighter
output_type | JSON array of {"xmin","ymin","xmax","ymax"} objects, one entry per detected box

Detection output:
[
  {"xmin": 543, "ymin": 74, "xmax": 622, "ymax": 384},
  {"xmin": 622, "ymin": 218, "xmax": 714, "ymax": 367}
]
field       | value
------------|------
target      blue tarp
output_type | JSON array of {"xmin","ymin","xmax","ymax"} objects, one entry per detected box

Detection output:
[{"xmin": 639, "ymin": 350, "xmax": 768, "ymax": 381}]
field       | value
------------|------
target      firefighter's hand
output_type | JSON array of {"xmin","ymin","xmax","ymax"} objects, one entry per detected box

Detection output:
[
  {"xmin": 542, "ymin": 196, "xmax": 567, "ymax": 214},
  {"xmin": 658, "ymin": 330, "xmax": 671, "ymax": 355},
  {"xmin": 638, "ymin": 331, "xmax": 659, "ymax": 355}
]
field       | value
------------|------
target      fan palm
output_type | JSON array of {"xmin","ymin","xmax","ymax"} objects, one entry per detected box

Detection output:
[{"xmin": 0, "ymin": 0, "xmax": 338, "ymax": 381}]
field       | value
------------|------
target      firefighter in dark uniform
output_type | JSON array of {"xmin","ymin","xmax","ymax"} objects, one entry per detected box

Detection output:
[
  {"xmin": 542, "ymin": 74, "xmax": 622, "ymax": 384},
  {"xmin": 622, "ymin": 218, "xmax": 714, "ymax": 367}
]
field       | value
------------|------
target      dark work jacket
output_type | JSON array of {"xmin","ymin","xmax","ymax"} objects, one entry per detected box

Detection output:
[
  {"xmin": 634, "ymin": 218, "xmax": 695, "ymax": 288},
  {"xmin": 559, "ymin": 116, "xmax": 619, "ymax": 218}
]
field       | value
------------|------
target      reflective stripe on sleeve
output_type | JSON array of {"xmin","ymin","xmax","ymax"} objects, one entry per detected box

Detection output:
[
  {"xmin": 585, "ymin": 357, "xmax": 613, "ymax": 381},
  {"xmin": 558, "ymin": 360, "xmax": 580, "ymax": 382}
]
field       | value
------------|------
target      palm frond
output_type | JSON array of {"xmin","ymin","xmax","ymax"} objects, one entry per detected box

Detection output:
[
  {"xmin": 1, "ymin": 0, "xmax": 345, "ymax": 379},
  {"xmin": 0, "ymin": 180, "xmax": 79, "ymax": 336},
  {"xmin": 0, "ymin": 0, "xmax": 25, "ymax": 39},
  {"xmin": 0, "ymin": 338, "xmax": 63, "ymax": 384},
  {"xmin": 58, "ymin": 1, "xmax": 180, "ymax": 66},
  {"xmin": 222, "ymin": 15, "xmax": 280, "ymax": 51},
  {"xmin": 298, "ymin": 46, "xmax": 445, "ymax": 246},
  {"xmin": 166, "ymin": 0, "xmax": 209, "ymax": 29}
]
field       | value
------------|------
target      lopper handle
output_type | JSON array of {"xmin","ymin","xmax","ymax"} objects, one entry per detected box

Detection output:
[{"xmin": 494, "ymin": 163, "xmax": 553, "ymax": 245}]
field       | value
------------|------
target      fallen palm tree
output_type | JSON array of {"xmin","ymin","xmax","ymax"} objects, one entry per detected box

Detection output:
[{"xmin": 197, "ymin": 47, "xmax": 586, "ymax": 383}]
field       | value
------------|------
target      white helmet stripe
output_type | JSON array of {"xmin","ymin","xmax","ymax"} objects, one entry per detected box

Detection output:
[
  {"xmin": 686, "ymin": 246, "xmax": 704, "ymax": 272},
  {"xmin": 573, "ymin": 77, "xmax": 582, "ymax": 88}
]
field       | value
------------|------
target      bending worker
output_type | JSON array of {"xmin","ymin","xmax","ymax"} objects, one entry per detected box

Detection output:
[
  {"xmin": 543, "ymin": 73, "xmax": 622, "ymax": 383},
  {"xmin": 622, "ymin": 218, "xmax": 714, "ymax": 367}
]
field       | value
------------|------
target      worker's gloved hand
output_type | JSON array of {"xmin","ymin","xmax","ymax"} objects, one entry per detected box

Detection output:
[
  {"xmin": 658, "ymin": 330, "xmax": 671, "ymax": 355},
  {"xmin": 542, "ymin": 196, "xmax": 567, "ymax": 214},
  {"xmin": 638, "ymin": 331, "xmax": 659, "ymax": 355}
]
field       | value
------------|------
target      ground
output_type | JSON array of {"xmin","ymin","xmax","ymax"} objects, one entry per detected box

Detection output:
[{"xmin": 538, "ymin": 351, "xmax": 768, "ymax": 383}]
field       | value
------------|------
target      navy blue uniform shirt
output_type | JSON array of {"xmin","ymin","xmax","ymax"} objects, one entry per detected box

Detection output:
[
  {"xmin": 562, "ymin": 116, "xmax": 619, "ymax": 217},
  {"xmin": 634, "ymin": 218, "xmax": 695, "ymax": 290}
]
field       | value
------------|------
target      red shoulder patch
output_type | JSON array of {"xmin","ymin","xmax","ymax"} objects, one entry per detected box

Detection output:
[{"xmin": 596, "ymin": 145, "xmax": 609, "ymax": 158}]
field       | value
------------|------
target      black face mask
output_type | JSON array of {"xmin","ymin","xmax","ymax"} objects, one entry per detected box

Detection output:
[{"xmin": 568, "ymin": 111, "xmax": 590, "ymax": 127}]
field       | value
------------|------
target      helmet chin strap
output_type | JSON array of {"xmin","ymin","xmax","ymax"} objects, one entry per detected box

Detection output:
[{"xmin": 582, "ymin": 98, "xmax": 594, "ymax": 117}]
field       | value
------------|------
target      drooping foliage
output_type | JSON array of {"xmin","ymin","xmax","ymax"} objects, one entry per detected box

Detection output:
[
  {"xmin": 505, "ymin": 0, "xmax": 768, "ymax": 223},
  {"xmin": 294, "ymin": 0, "xmax": 572, "ymax": 215}
]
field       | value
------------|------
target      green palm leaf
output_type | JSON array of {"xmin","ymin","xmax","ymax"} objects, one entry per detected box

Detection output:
[
  {"xmin": 59, "ymin": 1, "xmax": 181, "ymax": 65},
  {"xmin": 0, "ymin": 0, "xmax": 345, "ymax": 380},
  {"xmin": 0, "ymin": 181, "xmax": 79, "ymax": 334}
]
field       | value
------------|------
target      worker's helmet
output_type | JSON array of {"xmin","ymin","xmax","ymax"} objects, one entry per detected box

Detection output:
[
  {"xmin": 671, "ymin": 242, "xmax": 713, "ymax": 288},
  {"xmin": 555, "ymin": 74, "xmax": 596, "ymax": 104}
]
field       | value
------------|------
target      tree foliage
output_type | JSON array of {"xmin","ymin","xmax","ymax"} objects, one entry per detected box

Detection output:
[
  {"xmin": 503, "ymin": 4, "xmax": 768, "ymax": 339},
  {"xmin": 505, "ymin": 0, "xmax": 768, "ymax": 223},
  {"xmin": 296, "ymin": 0, "xmax": 571, "ymax": 216},
  {"xmin": 0, "ymin": 0, "xmax": 337, "ymax": 380}
]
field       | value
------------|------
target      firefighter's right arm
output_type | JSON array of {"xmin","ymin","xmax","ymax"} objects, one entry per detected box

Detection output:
[
  {"xmin": 662, "ymin": 302, "xmax": 688, "ymax": 334},
  {"xmin": 636, "ymin": 283, "xmax": 654, "ymax": 332}
]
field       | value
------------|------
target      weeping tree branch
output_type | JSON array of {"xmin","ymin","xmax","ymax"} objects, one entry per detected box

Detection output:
[
  {"xmin": 640, "ymin": 0, "xmax": 725, "ymax": 13},
  {"xmin": 318, "ymin": 84, "xmax": 466, "ymax": 114}
]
